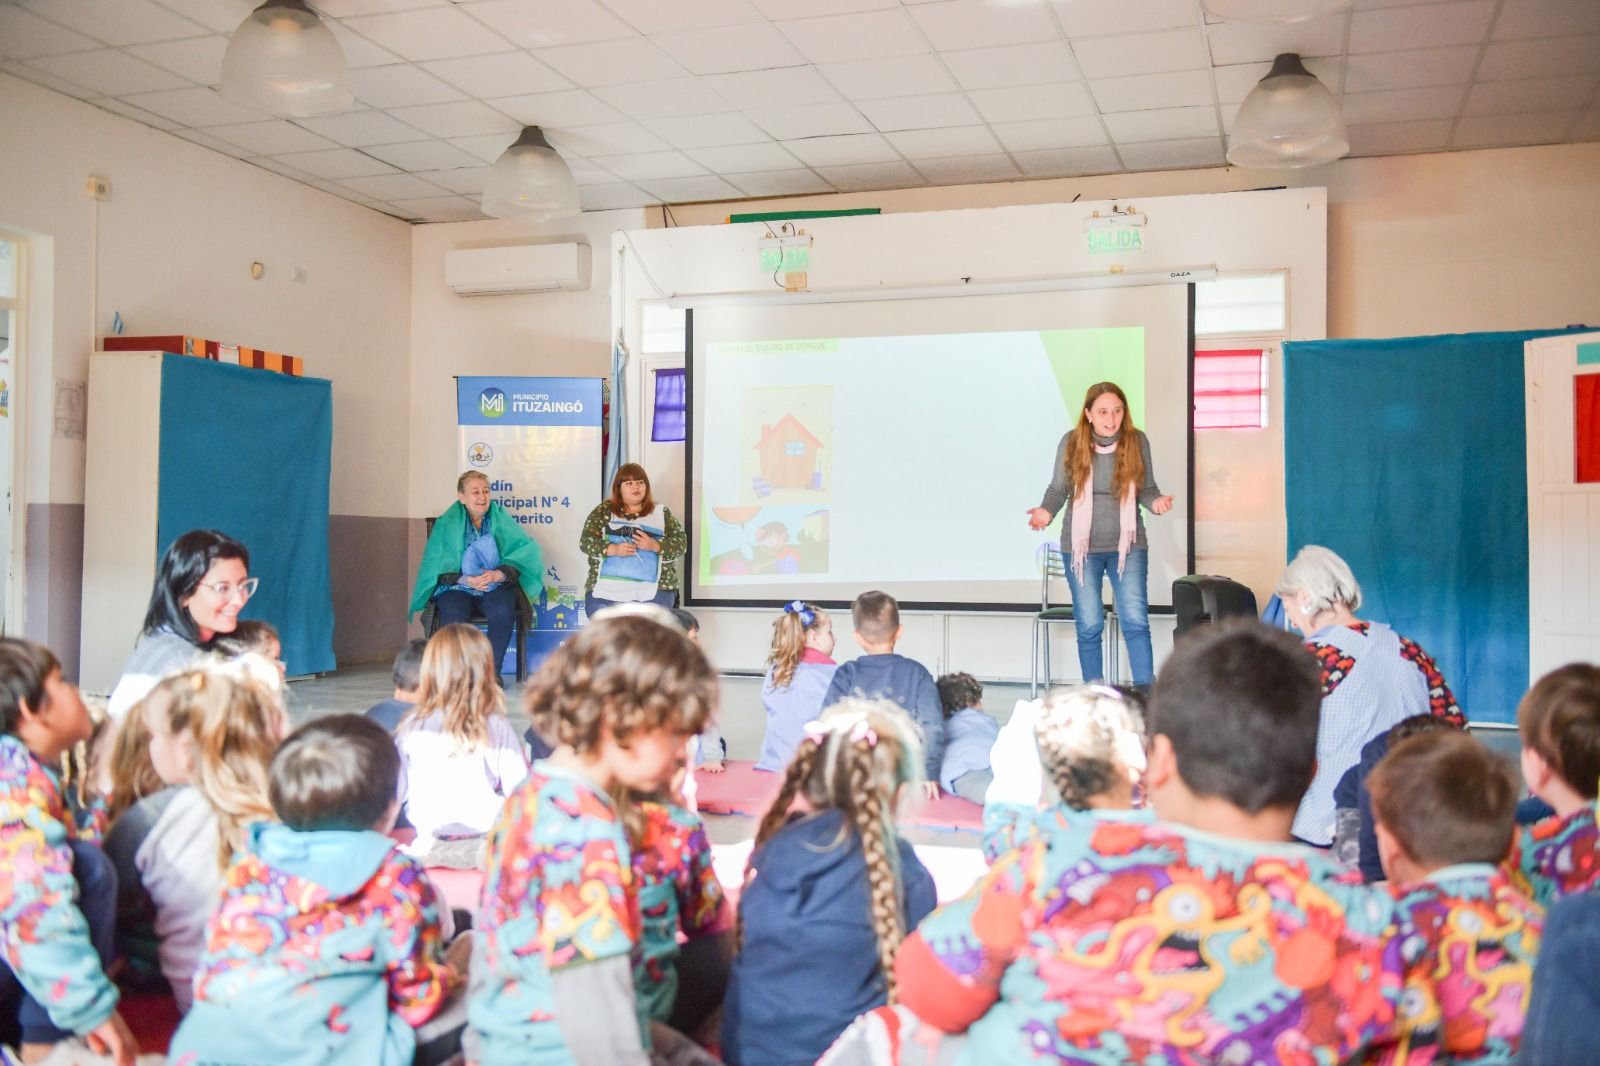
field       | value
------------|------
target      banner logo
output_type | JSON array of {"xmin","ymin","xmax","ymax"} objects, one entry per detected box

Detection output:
[
  {"xmin": 467, "ymin": 442, "xmax": 493, "ymax": 467},
  {"xmin": 479, "ymin": 387, "xmax": 506, "ymax": 418}
]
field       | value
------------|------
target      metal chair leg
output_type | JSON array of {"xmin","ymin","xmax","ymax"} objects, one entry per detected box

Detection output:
[{"xmin": 1030, "ymin": 617, "xmax": 1040, "ymax": 698}]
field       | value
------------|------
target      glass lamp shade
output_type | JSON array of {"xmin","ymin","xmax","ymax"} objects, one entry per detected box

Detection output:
[
  {"xmin": 1203, "ymin": 0, "xmax": 1351, "ymax": 20},
  {"xmin": 1226, "ymin": 54, "xmax": 1349, "ymax": 169},
  {"xmin": 220, "ymin": 0, "xmax": 352, "ymax": 117},
  {"xmin": 481, "ymin": 127, "xmax": 581, "ymax": 221}
]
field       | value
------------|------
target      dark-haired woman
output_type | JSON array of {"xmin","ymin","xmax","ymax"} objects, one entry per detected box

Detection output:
[
  {"xmin": 579, "ymin": 463, "xmax": 686, "ymax": 619},
  {"xmin": 108, "ymin": 529, "xmax": 255, "ymax": 720},
  {"xmin": 1026, "ymin": 382, "xmax": 1173, "ymax": 691}
]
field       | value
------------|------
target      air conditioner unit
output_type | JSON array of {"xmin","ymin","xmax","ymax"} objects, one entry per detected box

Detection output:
[{"xmin": 445, "ymin": 243, "xmax": 591, "ymax": 296}]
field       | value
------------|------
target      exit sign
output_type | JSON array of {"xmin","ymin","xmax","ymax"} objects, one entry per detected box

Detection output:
[{"xmin": 1087, "ymin": 228, "xmax": 1145, "ymax": 255}]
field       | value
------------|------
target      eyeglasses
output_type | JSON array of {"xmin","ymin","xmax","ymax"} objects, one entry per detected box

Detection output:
[{"xmin": 196, "ymin": 577, "xmax": 259, "ymax": 601}]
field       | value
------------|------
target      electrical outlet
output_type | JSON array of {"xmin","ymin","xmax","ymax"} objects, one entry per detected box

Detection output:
[{"xmin": 85, "ymin": 175, "xmax": 110, "ymax": 200}]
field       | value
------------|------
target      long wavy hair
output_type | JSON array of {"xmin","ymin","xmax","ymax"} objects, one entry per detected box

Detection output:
[
  {"xmin": 1066, "ymin": 382, "xmax": 1145, "ymax": 499},
  {"xmin": 766, "ymin": 602, "xmax": 827, "ymax": 691},
  {"xmin": 399, "ymin": 624, "xmax": 506, "ymax": 753}
]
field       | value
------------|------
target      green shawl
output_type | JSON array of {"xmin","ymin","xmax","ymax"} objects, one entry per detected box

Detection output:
[{"xmin": 409, "ymin": 501, "xmax": 544, "ymax": 616}]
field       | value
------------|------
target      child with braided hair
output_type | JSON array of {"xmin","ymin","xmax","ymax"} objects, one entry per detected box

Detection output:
[{"xmin": 722, "ymin": 700, "xmax": 936, "ymax": 1066}]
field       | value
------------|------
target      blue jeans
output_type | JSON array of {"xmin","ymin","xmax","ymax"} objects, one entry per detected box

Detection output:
[
  {"xmin": 435, "ymin": 583, "xmax": 520, "ymax": 674},
  {"xmin": 585, "ymin": 589, "xmax": 677, "ymax": 619},
  {"xmin": 1063, "ymin": 547, "xmax": 1153, "ymax": 687}
]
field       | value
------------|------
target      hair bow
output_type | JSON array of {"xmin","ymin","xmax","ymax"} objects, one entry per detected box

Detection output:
[{"xmin": 784, "ymin": 600, "xmax": 816, "ymax": 627}]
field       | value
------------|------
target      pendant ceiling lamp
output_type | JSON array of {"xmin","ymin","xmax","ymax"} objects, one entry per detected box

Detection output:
[
  {"xmin": 220, "ymin": 0, "xmax": 353, "ymax": 117},
  {"xmin": 482, "ymin": 127, "xmax": 581, "ymax": 222},
  {"xmin": 1203, "ymin": 0, "xmax": 1351, "ymax": 20},
  {"xmin": 1226, "ymin": 53, "xmax": 1349, "ymax": 169}
]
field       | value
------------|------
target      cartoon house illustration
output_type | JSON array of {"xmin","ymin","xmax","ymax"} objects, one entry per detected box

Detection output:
[{"xmin": 755, "ymin": 413, "xmax": 824, "ymax": 490}]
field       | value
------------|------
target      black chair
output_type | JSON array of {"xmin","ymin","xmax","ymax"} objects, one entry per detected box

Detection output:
[
  {"xmin": 1031, "ymin": 546, "xmax": 1117, "ymax": 695},
  {"xmin": 1172, "ymin": 574, "xmax": 1258, "ymax": 637},
  {"xmin": 418, "ymin": 517, "xmax": 533, "ymax": 683}
]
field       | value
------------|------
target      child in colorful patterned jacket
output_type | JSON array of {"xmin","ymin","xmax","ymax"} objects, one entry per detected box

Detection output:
[
  {"xmin": 1365, "ymin": 730, "xmax": 1541, "ymax": 1065},
  {"xmin": 1508, "ymin": 663, "xmax": 1600, "ymax": 907},
  {"xmin": 0, "ymin": 638, "xmax": 138, "ymax": 1065},
  {"xmin": 169, "ymin": 714, "xmax": 464, "ymax": 1066},
  {"xmin": 467, "ymin": 612, "xmax": 718, "ymax": 1066}
]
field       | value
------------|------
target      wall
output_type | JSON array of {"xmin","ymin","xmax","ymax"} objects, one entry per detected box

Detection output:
[{"xmin": 0, "ymin": 74, "xmax": 413, "ymax": 675}]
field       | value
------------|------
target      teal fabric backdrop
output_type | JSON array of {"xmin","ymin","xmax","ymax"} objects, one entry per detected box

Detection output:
[
  {"xmin": 157, "ymin": 356, "xmax": 335, "ymax": 675},
  {"xmin": 1284, "ymin": 329, "xmax": 1583, "ymax": 724}
]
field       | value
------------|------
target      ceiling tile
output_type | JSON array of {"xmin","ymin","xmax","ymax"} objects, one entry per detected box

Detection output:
[
  {"xmin": 750, "ymin": 0, "xmax": 895, "ymax": 16},
  {"xmin": 701, "ymin": 66, "xmax": 841, "ymax": 108},
  {"xmin": 1343, "ymin": 118, "xmax": 1452, "ymax": 155},
  {"xmin": 362, "ymin": 138, "xmax": 485, "ymax": 170},
  {"xmin": 350, "ymin": 65, "xmax": 468, "ymax": 108},
  {"xmin": 1492, "ymin": 0, "xmax": 1600, "ymax": 41},
  {"xmin": 1011, "ymin": 144, "xmax": 1121, "ymax": 177},
  {"xmin": 92, "ymin": 96, "xmax": 182, "ymax": 130},
  {"xmin": 246, "ymin": 156, "xmax": 319, "ymax": 183},
  {"xmin": 1212, "ymin": 56, "xmax": 1341, "ymax": 102},
  {"xmin": 24, "ymin": 49, "xmax": 189, "ymax": 95},
  {"xmin": 0, "ymin": 6, "xmax": 98, "ymax": 59},
  {"xmin": 325, "ymin": 22, "xmax": 404, "ymax": 69},
  {"xmin": 686, "ymin": 142, "xmax": 800, "ymax": 171},
  {"xmin": 534, "ymin": 38, "xmax": 687, "ymax": 87},
  {"xmin": 782, "ymin": 132, "xmax": 900, "ymax": 165},
  {"xmin": 345, "ymin": 7, "xmax": 514, "ymax": 61},
  {"xmin": 491, "ymin": 89, "xmax": 625, "ymax": 127},
  {"xmin": 463, "ymin": 0, "xmax": 634, "ymax": 47},
  {"xmin": 1070, "ymin": 28, "xmax": 1210, "ymax": 79},
  {"xmin": 909, "ymin": 153, "xmax": 1021, "ymax": 184},
  {"xmin": 1349, "ymin": 1, "xmax": 1495, "ymax": 53},
  {"xmin": 1452, "ymin": 109, "xmax": 1581, "ymax": 147},
  {"xmin": 643, "ymin": 112, "xmax": 773, "ymax": 148},
  {"xmin": 1206, "ymin": 13, "xmax": 1347, "ymax": 66},
  {"xmin": 1090, "ymin": 70, "xmax": 1214, "ymax": 113},
  {"xmin": 272, "ymin": 147, "xmax": 401, "ymax": 179},
  {"xmin": 1104, "ymin": 105, "xmax": 1217, "ymax": 142},
  {"xmin": 1464, "ymin": 76, "xmax": 1599, "ymax": 115},
  {"xmin": 1115, "ymin": 136, "xmax": 1224, "ymax": 169},
  {"xmin": 992, "ymin": 115, "xmax": 1109, "ymax": 151},
  {"xmin": 1342, "ymin": 46, "xmax": 1478, "ymax": 93},
  {"xmin": 857, "ymin": 93, "xmax": 980, "ymax": 131},
  {"xmin": 123, "ymin": 35, "xmax": 227, "ymax": 87},
  {"xmin": 886, "ymin": 124, "xmax": 1004, "ymax": 158},
  {"xmin": 817, "ymin": 54, "xmax": 957, "ymax": 99},
  {"xmin": 421, "ymin": 52, "xmax": 571, "ymax": 97},
  {"xmin": 1478, "ymin": 36, "xmax": 1600, "ymax": 82},
  {"xmin": 594, "ymin": 78, "xmax": 731, "ymax": 119},
  {"xmin": 942, "ymin": 41, "xmax": 1081, "ymax": 91},
  {"xmin": 725, "ymin": 169, "xmax": 834, "ymax": 196},
  {"xmin": 744, "ymin": 101, "xmax": 874, "ymax": 139},
  {"xmin": 906, "ymin": 0, "xmax": 1060, "ymax": 50},
  {"xmin": 449, "ymin": 132, "xmax": 523, "ymax": 161},
  {"xmin": 295, "ymin": 109, "xmax": 431, "ymax": 146},
  {"xmin": 388, "ymin": 101, "xmax": 522, "ymax": 138},
  {"xmin": 544, "ymin": 121, "xmax": 671, "ymax": 155},
  {"xmin": 563, "ymin": 158, "xmax": 619, "ymax": 184},
  {"xmin": 579, "ymin": 182, "xmax": 660, "ymax": 209},
  {"xmin": 602, "ymin": 0, "xmax": 764, "ymax": 35},
  {"xmin": 388, "ymin": 195, "xmax": 486, "ymax": 222},
  {"xmin": 19, "ymin": 0, "xmax": 206, "ymax": 45},
  {"xmin": 121, "ymin": 86, "xmax": 262, "ymax": 127},
  {"xmin": 811, "ymin": 160, "xmax": 925, "ymax": 190},
  {"xmin": 652, "ymin": 23, "xmax": 806, "ymax": 75},
  {"xmin": 2, "ymin": 59, "xmax": 99, "ymax": 98},
  {"xmin": 172, "ymin": 127, "xmax": 252, "ymax": 158},
  {"xmin": 1051, "ymin": 0, "xmax": 1199, "ymax": 38},
  {"xmin": 776, "ymin": 10, "xmax": 929, "ymax": 63},
  {"xmin": 636, "ymin": 174, "xmax": 743, "ymax": 202},
  {"xmin": 200, "ymin": 120, "xmax": 340, "ymax": 155},
  {"xmin": 336, "ymin": 172, "xmax": 454, "ymax": 200},
  {"xmin": 1339, "ymin": 84, "xmax": 1467, "ymax": 125},
  {"xmin": 312, "ymin": 0, "xmax": 452, "ymax": 17},
  {"xmin": 590, "ymin": 150, "xmax": 707, "ymax": 180},
  {"xmin": 969, "ymin": 82, "xmax": 1097, "ymax": 123},
  {"xmin": 149, "ymin": 0, "xmax": 255, "ymax": 34}
]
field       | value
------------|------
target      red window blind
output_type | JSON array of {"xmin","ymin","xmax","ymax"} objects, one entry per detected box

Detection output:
[{"xmin": 1194, "ymin": 348, "xmax": 1267, "ymax": 430}]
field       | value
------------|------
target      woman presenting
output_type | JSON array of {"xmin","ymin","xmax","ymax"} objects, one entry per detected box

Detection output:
[
  {"xmin": 410, "ymin": 470, "xmax": 543, "ymax": 675},
  {"xmin": 1027, "ymin": 382, "xmax": 1172, "ymax": 690},
  {"xmin": 580, "ymin": 463, "xmax": 686, "ymax": 617}
]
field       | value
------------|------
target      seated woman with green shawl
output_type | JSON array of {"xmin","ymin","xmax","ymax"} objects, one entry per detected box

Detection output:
[{"xmin": 409, "ymin": 470, "xmax": 543, "ymax": 678}]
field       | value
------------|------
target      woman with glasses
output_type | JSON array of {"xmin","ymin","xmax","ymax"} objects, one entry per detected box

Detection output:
[{"xmin": 108, "ymin": 529, "xmax": 257, "ymax": 720}]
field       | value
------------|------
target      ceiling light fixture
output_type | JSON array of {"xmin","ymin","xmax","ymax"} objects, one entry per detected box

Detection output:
[
  {"xmin": 481, "ymin": 127, "xmax": 581, "ymax": 222},
  {"xmin": 1202, "ymin": 0, "xmax": 1351, "ymax": 21},
  {"xmin": 220, "ymin": 0, "xmax": 353, "ymax": 117},
  {"xmin": 1226, "ymin": 53, "xmax": 1349, "ymax": 169}
]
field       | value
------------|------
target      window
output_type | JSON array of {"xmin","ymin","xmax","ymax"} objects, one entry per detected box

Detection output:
[
  {"xmin": 1194, "ymin": 274, "xmax": 1285, "ymax": 337},
  {"xmin": 1194, "ymin": 347, "xmax": 1269, "ymax": 430},
  {"xmin": 784, "ymin": 440, "xmax": 804, "ymax": 456},
  {"xmin": 650, "ymin": 367, "xmax": 685, "ymax": 442}
]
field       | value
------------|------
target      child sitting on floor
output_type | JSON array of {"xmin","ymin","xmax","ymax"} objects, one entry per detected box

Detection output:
[
  {"xmin": 723, "ymin": 700, "xmax": 937, "ymax": 1066},
  {"xmin": 0, "ymin": 638, "xmax": 138, "ymax": 1065},
  {"xmin": 171, "ymin": 714, "xmax": 463, "ymax": 1065},
  {"xmin": 211, "ymin": 620, "xmax": 283, "ymax": 682},
  {"xmin": 468, "ymin": 613, "xmax": 717, "ymax": 1065},
  {"xmin": 933, "ymin": 673, "xmax": 997, "ymax": 804},
  {"xmin": 396, "ymin": 624, "xmax": 529, "ymax": 867},
  {"xmin": 823, "ymin": 592, "xmax": 941, "ymax": 796},
  {"xmin": 1366, "ymin": 730, "xmax": 1541, "ymax": 1064},
  {"xmin": 1330, "ymin": 712, "xmax": 1458, "ymax": 882},
  {"xmin": 674, "ymin": 608, "xmax": 725, "ymax": 776},
  {"xmin": 1509, "ymin": 662, "xmax": 1600, "ymax": 906},
  {"xmin": 757, "ymin": 600, "xmax": 837, "ymax": 773},
  {"xmin": 364, "ymin": 639, "xmax": 426, "ymax": 734}
]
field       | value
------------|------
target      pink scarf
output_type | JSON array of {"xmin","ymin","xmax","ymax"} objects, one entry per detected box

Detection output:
[{"xmin": 1069, "ymin": 438, "xmax": 1137, "ymax": 581}]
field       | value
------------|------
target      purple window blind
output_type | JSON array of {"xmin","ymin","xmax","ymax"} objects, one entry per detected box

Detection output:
[{"xmin": 651, "ymin": 368, "xmax": 686, "ymax": 442}]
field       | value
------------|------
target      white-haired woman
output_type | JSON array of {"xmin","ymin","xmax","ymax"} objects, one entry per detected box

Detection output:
[{"xmin": 1276, "ymin": 545, "xmax": 1464, "ymax": 846}]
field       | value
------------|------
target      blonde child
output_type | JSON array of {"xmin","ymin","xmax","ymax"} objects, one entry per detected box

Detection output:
[
  {"xmin": 722, "ymin": 701, "xmax": 936, "ymax": 1066},
  {"xmin": 396, "ymin": 624, "xmax": 529, "ymax": 866},
  {"xmin": 0, "ymin": 637, "xmax": 137, "ymax": 1065},
  {"xmin": 756, "ymin": 600, "xmax": 838, "ymax": 772},
  {"xmin": 469, "ymin": 613, "xmax": 717, "ymax": 1065},
  {"xmin": 1509, "ymin": 662, "xmax": 1600, "ymax": 905},
  {"xmin": 103, "ymin": 664, "xmax": 282, "ymax": 1011}
]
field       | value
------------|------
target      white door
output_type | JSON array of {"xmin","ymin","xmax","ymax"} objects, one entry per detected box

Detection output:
[{"xmin": 1525, "ymin": 331, "xmax": 1600, "ymax": 680}]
